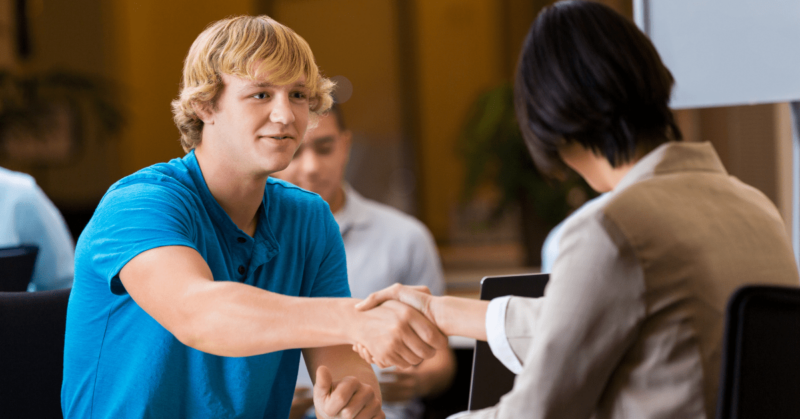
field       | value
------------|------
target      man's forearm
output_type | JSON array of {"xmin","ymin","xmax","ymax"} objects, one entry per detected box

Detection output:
[
  {"xmin": 121, "ymin": 246, "xmax": 360, "ymax": 358},
  {"xmin": 179, "ymin": 281, "xmax": 362, "ymax": 357}
]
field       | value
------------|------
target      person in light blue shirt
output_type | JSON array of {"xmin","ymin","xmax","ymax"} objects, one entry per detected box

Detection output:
[
  {"xmin": 61, "ymin": 15, "xmax": 446, "ymax": 419},
  {"xmin": 0, "ymin": 166, "xmax": 73, "ymax": 291}
]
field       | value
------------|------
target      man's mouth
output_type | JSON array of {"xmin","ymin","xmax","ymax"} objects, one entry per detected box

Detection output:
[{"xmin": 267, "ymin": 135, "xmax": 293, "ymax": 140}]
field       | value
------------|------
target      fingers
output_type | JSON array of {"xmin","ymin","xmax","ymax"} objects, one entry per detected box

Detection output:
[
  {"xmin": 353, "ymin": 299, "xmax": 446, "ymax": 369},
  {"xmin": 314, "ymin": 365, "xmax": 333, "ymax": 402},
  {"xmin": 356, "ymin": 283, "xmax": 434, "ymax": 312},
  {"xmin": 409, "ymin": 285, "xmax": 432, "ymax": 295},
  {"xmin": 317, "ymin": 375, "xmax": 382, "ymax": 419},
  {"xmin": 385, "ymin": 301, "xmax": 444, "ymax": 356},
  {"xmin": 353, "ymin": 343, "xmax": 378, "ymax": 366},
  {"xmin": 354, "ymin": 344, "xmax": 380, "ymax": 367},
  {"xmin": 340, "ymin": 383, "xmax": 380, "ymax": 419},
  {"xmin": 320, "ymin": 376, "xmax": 361, "ymax": 417},
  {"xmin": 406, "ymin": 310, "xmax": 449, "ymax": 351},
  {"xmin": 355, "ymin": 286, "xmax": 398, "ymax": 311}
]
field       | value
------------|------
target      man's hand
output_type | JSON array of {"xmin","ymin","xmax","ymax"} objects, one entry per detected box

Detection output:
[
  {"xmin": 353, "ymin": 284, "xmax": 490, "ymax": 364},
  {"xmin": 351, "ymin": 299, "xmax": 447, "ymax": 369},
  {"xmin": 314, "ymin": 365, "xmax": 385, "ymax": 419}
]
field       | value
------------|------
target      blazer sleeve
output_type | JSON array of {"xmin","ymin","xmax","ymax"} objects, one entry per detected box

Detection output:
[{"xmin": 476, "ymin": 209, "xmax": 647, "ymax": 419}]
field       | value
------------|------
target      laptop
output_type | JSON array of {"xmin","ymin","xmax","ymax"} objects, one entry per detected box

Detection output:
[{"xmin": 468, "ymin": 273, "xmax": 549, "ymax": 411}]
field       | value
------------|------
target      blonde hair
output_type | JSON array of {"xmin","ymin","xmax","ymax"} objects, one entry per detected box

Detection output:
[{"xmin": 171, "ymin": 15, "xmax": 334, "ymax": 152}]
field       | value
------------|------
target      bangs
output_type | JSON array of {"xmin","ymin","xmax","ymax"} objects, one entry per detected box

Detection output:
[{"xmin": 214, "ymin": 17, "xmax": 320, "ymax": 93}]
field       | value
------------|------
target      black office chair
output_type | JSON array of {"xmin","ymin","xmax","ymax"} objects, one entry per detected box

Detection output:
[
  {"xmin": 0, "ymin": 245, "xmax": 39, "ymax": 292},
  {"xmin": 0, "ymin": 288, "xmax": 71, "ymax": 418},
  {"xmin": 716, "ymin": 285, "xmax": 800, "ymax": 419}
]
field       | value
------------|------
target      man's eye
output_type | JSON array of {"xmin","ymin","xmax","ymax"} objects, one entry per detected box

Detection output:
[
  {"xmin": 291, "ymin": 91, "xmax": 309, "ymax": 101},
  {"xmin": 315, "ymin": 145, "xmax": 333, "ymax": 155},
  {"xmin": 253, "ymin": 92, "xmax": 268, "ymax": 99}
]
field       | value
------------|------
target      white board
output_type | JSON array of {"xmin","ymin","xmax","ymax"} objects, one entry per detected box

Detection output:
[{"xmin": 634, "ymin": 0, "xmax": 800, "ymax": 109}]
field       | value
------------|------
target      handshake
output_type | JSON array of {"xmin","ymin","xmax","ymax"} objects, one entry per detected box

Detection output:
[
  {"xmin": 300, "ymin": 284, "xmax": 487, "ymax": 419},
  {"xmin": 349, "ymin": 284, "xmax": 451, "ymax": 369}
]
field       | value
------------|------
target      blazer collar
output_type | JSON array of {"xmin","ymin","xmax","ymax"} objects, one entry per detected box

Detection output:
[{"xmin": 614, "ymin": 141, "xmax": 727, "ymax": 193}]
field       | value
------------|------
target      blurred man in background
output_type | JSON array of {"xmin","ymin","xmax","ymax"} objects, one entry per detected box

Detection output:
[
  {"xmin": 274, "ymin": 103, "xmax": 456, "ymax": 419},
  {"xmin": 0, "ymin": 166, "xmax": 73, "ymax": 291}
]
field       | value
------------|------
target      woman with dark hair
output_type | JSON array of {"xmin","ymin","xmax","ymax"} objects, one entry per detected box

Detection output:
[{"xmin": 357, "ymin": 1, "xmax": 799, "ymax": 418}]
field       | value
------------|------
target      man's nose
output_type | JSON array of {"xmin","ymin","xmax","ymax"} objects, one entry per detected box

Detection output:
[
  {"xmin": 298, "ymin": 151, "xmax": 320, "ymax": 176},
  {"xmin": 270, "ymin": 95, "xmax": 295, "ymax": 125}
]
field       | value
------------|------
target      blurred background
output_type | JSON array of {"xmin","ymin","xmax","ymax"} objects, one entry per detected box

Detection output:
[{"xmin": 0, "ymin": 0, "xmax": 794, "ymax": 296}]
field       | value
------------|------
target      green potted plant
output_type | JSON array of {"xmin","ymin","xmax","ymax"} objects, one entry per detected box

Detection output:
[
  {"xmin": 0, "ymin": 70, "xmax": 124, "ymax": 165},
  {"xmin": 457, "ymin": 83, "xmax": 594, "ymax": 267}
]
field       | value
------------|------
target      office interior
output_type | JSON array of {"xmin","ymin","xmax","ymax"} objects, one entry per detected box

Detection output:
[
  {"xmin": 0, "ymin": 0, "xmax": 796, "ymax": 415},
  {"xmin": 0, "ymin": 0, "xmax": 794, "ymax": 292}
]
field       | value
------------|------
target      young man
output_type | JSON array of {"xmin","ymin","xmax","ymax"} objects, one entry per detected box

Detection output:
[
  {"xmin": 272, "ymin": 104, "xmax": 456, "ymax": 419},
  {"xmin": 61, "ymin": 16, "xmax": 446, "ymax": 419}
]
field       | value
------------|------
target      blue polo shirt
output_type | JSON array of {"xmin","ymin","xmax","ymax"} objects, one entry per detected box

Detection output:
[{"xmin": 61, "ymin": 151, "xmax": 350, "ymax": 419}]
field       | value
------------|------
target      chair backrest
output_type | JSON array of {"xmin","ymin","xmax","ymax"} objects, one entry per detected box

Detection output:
[
  {"xmin": 716, "ymin": 285, "xmax": 800, "ymax": 419},
  {"xmin": 0, "ymin": 288, "xmax": 71, "ymax": 418},
  {"xmin": 468, "ymin": 273, "xmax": 549, "ymax": 411},
  {"xmin": 0, "ymin": 245, "xmax": 39, "ymax": 292}
]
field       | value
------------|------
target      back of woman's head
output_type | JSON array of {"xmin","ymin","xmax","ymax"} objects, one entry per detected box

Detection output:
[{"xmin": 514, "ymin": 0, "xmax": 682, "ymax": 177}]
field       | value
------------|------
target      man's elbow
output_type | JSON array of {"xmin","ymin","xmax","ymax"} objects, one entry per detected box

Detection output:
[{"xmin": 165, "ymin": 307, "xmax": 215, "ymax": 353}]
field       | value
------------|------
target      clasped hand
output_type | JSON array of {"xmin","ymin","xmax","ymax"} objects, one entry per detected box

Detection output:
[
  {"xmin": 352, "ymin": 285, "xmax": 443, "ymax": 368},
  {"xmin": 313, "ymin": 365, "xmax": 383, "ymax": 419}
]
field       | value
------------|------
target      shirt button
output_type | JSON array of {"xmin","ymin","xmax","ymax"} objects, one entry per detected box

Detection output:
[
  {"xmin": 237, "ymin": 237, "xmax": 246, "ymax": 243},
  {"xmin": 238, "ymin": 265, "xmax": 245, "ymax": 275}
]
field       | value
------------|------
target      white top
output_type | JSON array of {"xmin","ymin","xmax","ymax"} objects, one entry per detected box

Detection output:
[
  {"xmin": 334, "ymin": 184, "xmax": 445, "ymax": 299},
  {"xmin": 485, "ymin": 296, "xmax": 523, "ymax": 374},
  {"xmin": 0, "ymin": 167, "xmax": 74, "ymax": 290}
]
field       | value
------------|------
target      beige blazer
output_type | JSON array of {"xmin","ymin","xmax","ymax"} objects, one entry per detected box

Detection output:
[{"xmin": 465, "ymin": 142, "xmax": 799, "ymax": 419}]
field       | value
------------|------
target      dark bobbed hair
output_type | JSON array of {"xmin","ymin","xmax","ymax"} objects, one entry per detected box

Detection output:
[{"xmin": 514, "ymin": 0, "xmax": 682, "ymax": 178}]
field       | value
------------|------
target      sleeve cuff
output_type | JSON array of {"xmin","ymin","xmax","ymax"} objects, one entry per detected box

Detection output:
[{"xmin": 485, "ymin": 296, "xmax": 524, "ymax": 374}]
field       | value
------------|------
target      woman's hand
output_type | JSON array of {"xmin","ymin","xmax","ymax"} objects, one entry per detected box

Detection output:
[{"xmin": 355, "ymin": 284, "xmax": 437, "ymax": 325}]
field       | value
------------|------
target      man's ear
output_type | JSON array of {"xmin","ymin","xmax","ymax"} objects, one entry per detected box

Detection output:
[
  {"xmin": 193, "ymin": 101, "xmax": 214, "ymax": 125},
  {"xmin": 342, "ymin": 130, "xmax": 353, "ymax": 167},
  {"xmin": 342, "ymin": 130, "xmax": 353, "ymax": 153}
]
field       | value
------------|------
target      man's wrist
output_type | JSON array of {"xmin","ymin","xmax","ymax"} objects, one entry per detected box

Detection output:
[{"xmin": 339, "ymin": 298, "xmax": 363, "ymax": 345}]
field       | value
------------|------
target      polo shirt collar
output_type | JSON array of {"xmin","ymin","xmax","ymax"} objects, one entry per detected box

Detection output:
[
  {"xmin": 334, "ymin": 183, "xmax": 372, "ymax": 236},
  {"xmin": 183, "ymin": 151, "xmax": 279, "ymax": 270}
]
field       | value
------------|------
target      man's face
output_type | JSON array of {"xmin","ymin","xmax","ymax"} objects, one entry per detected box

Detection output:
[
  {"xmin": 272, "ymin": 112, "xmax": 351, "ymax": 205},
  {"xmin": 199, "ymin": 72, "xmax": 311, "ymax": 176}
]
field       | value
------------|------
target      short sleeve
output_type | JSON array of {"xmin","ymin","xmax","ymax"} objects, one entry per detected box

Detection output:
[{"xmin": 80, "ymin": 180, "xmax": 199, "ymax": 295}]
